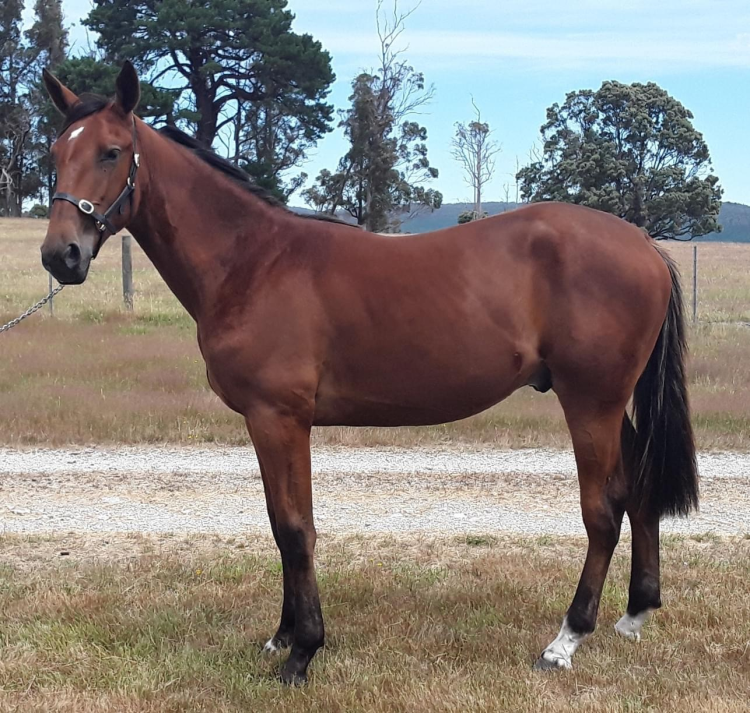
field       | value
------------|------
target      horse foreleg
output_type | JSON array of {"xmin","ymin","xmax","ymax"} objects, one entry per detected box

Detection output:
[
  {"xmin": 247, "ymin": 409, "xmax": 324, "ymax": 685},
  {"xmin": 254, "ymin": 459, "xmax": 296, "ymax": 653}
]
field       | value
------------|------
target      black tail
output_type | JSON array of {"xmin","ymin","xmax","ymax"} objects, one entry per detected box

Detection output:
[{"xmin": 630, "ymin": 248, "xmax": 698, "ymax": 518}]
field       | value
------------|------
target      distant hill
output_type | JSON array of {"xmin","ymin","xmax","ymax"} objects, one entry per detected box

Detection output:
[
  {"xmin": 292, "ymin": 201, "xmax": 750, "ymax": 241},
  {"xmin": 401, "ymin": 201, "xmax": 750, "ymax": 242},
  {"xmin": 400, "ymin": 202, "xmax": 519, "ymax": 233},
  {"xmin": 698, "ymin": 202, "xmax": 750, "ymax": 243}
]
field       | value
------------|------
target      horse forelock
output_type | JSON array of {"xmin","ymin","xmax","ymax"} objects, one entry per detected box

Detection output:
[{"xmin": 59, "ymin": 94, "xmax": 111, "ymax": 136}]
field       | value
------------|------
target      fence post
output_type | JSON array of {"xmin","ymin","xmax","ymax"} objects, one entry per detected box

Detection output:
[
  {"xmin": 122, "ymin": 234, "xmax": 134, "ymax": 311},
  {"xmin": 692, "ymin": 244, "xmax": 698, "ymax": 324},
  {"xmin": 48, "ymin": 272, "xmax": 54, "ymax": 317}
]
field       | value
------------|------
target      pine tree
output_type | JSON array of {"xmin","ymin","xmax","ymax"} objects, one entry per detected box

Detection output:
[
  {"xmin": 84, "ymin": 0, "xmax": 335, "ymax": 197},
  {"xmin": 26, "ymin": 0, "xmax": 69, "ymax": 207},
  {"xmin": 0, "ymin": 0, "xmax": 32, "ymax": 215},
  {"xmin": 517, "ymin": 81, "xmax": 723, "ymax": 239}
]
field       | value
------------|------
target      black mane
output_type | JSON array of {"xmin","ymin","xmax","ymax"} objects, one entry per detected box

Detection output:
[
  {"xmin": 158, "ymin": 125, "xmax": 287, "ymax": 208},
  {"xmin": 58, "ymin": 98, "xmax": 349, "ymax": 225}
]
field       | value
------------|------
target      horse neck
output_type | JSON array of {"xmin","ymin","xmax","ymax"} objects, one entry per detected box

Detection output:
[{"xmin": 126, "ymin": 122, "xmax": 286, "ymax": 321}]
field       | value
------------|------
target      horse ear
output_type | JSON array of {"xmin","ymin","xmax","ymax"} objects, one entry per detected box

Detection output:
[
  {"xmin": 43, "ymin": 69, "xmax": 79, "ymax": 115},
  {"xmin": 115, "ymin": 60, "xmax": 140, "ymax": 115}
]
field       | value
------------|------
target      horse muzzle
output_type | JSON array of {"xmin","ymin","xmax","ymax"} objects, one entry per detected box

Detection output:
[{"xmin": 41, "ymin": 240, "xmax": 92, "ymax": 285}]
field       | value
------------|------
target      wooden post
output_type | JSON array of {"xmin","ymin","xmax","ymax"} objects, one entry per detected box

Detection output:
[
  {"xmin": 692, "ymin": 244, "xmax": 698, "ymax": 324},
  {"xmin": 122, "ymin": 234, "xmax": 134, "ymax": 311},
  {"xmin": 48, "ymin": 272, "xmax": 54, "ymax": 317}
]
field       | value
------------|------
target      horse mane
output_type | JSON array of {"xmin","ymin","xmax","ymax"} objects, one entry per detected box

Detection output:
[
  {"xmin": 158, "ymin": 126, "xmax": 350, "ymax": 225},
  {"xmin": 158, "ymin": 126, "xmax": 287, "ymax": 207},
  {"xmin": 57, "ymin": 96, "xmax": 349, "ymax": 226}
]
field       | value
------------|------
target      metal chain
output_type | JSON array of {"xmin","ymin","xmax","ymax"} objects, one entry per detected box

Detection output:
[{"xmin": 0, "ymin": 284, "xmax": 65, "ymax": 334}]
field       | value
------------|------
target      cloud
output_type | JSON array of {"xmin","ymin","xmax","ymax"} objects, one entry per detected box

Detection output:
[
  {"xmin": 318, "ymin": 28, "xmax": 750, "ymax": 72},
  {"xmin": 297, "ymin": 0, "xmax": 750, "ymax": 72}
]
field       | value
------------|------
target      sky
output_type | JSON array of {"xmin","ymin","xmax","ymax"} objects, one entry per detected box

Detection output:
[{"xmin": 46, "ymin": 0, "xmax": 750, "ymax": 206}]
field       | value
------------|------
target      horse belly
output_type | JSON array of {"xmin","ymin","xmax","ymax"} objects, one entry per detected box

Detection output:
[{"xmin": 313, "ymin": 340, "xmax": 536, "ymax": 427}]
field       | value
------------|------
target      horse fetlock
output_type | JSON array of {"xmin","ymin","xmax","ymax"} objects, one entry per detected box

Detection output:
[
  {"xmin": 628, "ymin": 577, "xmax": 662, "ymax": 614},
  {"xmin": 263, "ymin": 636, "xmax": 291, "ymax": 654},
  {"xmin": 535, "ymin": 616, "xmax": 587, "ymax": 672}
]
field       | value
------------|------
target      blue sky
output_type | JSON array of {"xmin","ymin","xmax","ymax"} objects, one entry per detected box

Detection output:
[{"xmin": 49, "ymin": 0, "xmax": 750, "ymax": 205}]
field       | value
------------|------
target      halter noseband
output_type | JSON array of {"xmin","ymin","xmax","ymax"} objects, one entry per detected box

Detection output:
[{"xmin": 52, "ymin": 118, "xmax": 140, "ymax": 259}]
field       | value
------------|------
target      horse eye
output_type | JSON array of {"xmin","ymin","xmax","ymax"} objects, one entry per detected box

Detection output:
[{"xmin": 101, "ymin": 148, "xmax": 121, "ymax": 162}]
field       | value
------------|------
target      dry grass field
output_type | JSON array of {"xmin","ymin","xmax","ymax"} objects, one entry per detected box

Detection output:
[
  {"xmin": 2, "ymin": 218, "xmax": 750, "ymax": 449},
  {"xmin": 0, "ymin": 532, "xmax": 749, "ymax": 712},
  {"xmin": 3, "ymin": 220, "xmax": 750, "ymax": 710}
]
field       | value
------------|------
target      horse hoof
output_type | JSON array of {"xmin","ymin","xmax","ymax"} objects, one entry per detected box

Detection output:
[
  {"xmin": 533, "ymin": 653, "xmax": 572, "ymax": 671},
  {"xmin": 279, "ymin": 667, "xmax": 308, "ymax": 687},
  {"xmin": 614, "ymin": 623, "xmax": 641, "ymax": 641},
  {"xmin": 614, "ymin": 611, "xmax": 648, "ymax": 642}
]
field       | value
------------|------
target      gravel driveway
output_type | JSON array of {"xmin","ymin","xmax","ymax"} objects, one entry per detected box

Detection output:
[{"xmin": 1, "ymin": 446, "xmax": 749, "ymax": 537}]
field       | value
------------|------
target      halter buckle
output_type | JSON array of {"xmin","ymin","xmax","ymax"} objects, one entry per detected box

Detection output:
[{"xmin": 78, "ymin": 199, "xmax": 95, "ymax": 215}]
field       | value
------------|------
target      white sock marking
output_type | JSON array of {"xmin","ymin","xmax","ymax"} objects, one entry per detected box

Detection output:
[
  {"xmin": 68, "ymin": 126, "xmax": 85, "ymax": 141},
  {"xmin": 263, "ymin": 637, "xmax": 280, "ymax": 653},
  {"xmin": 615, "ymin": 610, "xmax": 651, "ymax": 641},
  {"xmin": 539, "ymin": 616, "xmax": 586, "ymax": 669}
]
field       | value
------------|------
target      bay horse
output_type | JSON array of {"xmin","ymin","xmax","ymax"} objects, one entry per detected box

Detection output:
[{"xmin": 40, "ymin": 62, "xmax": 698, "ymax": 684}]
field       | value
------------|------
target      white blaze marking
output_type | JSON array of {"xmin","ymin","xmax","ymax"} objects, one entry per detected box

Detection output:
[
  {"xmin": 614, "ymin": 609, "xmax": 652, "ymax": 641},
  {"xmin": 69, "ymin": 126, "xmax": 85, "ymax": 141},
  {"xmin": 539, "ymin": 616, "xmax": 586, "ymax": 669}
]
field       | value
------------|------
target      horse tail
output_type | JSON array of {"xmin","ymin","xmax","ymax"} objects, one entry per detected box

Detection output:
[{"xmin": 629, "ymin": 247, "xmax": 698, "ymax": 518}]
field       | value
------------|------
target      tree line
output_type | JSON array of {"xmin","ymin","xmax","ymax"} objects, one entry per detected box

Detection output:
[
  {"xmin": 1, "ymin": 0, "xmax": 66, "ymax": 216},
  {"xmin": 0, "ymin": 0, "xmax": 722, "ymax": 239}
]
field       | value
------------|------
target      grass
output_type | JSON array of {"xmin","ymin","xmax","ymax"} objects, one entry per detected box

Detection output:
[
  {"xmin": 3, "ymin": 218, "xmax": 750, "ymax": 449},
  {"xmin": 0, "ymin": 533, "xmax": 748, "ymax": 712}
]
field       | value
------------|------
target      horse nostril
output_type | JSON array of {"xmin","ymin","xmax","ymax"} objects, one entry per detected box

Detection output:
[{"xmin": 63, "ymin": 243, "xmax": 81, "ymax": 269}]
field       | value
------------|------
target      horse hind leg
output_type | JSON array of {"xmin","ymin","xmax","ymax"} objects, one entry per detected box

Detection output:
[
  {"xmin": 614, "ymin": 415, "xmax": 662, "ymax": 642},
  {"xmin": 535, "ymin": 397, "xmax": 630, "ymax": 670}
]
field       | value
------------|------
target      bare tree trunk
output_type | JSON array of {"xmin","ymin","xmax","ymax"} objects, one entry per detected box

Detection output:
[
  {"xmin": 234, "ymin": 101, "xmax": 242, "ymax": 164},
  {"xmin": 11, "ymin": 155, "xmax": 23, "ymax": 216},
  {"xmin": 476, "ymin": 142, "xmax": 482, "ymax": 215}
]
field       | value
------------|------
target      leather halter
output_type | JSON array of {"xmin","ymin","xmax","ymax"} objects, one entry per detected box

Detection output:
[{"xmin": 52, "ymin": 118, "xmax": 140, "ymax": 259}]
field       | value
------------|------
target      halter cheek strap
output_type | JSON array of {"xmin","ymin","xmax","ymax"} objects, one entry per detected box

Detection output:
[{"xmin": 52, "ymin": 118, "xmax": 140, "ymax": 259}]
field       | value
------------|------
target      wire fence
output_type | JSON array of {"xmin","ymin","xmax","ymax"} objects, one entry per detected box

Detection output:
[{"xmin": 7, "ymin": 237, "xmax": 749, "ymax": 329}]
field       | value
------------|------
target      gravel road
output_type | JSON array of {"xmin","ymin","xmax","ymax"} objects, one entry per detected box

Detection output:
[{"xmin": 1, "ymin": 446, "xmax": 749, "ymax": 537}]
